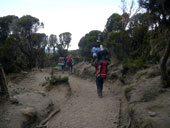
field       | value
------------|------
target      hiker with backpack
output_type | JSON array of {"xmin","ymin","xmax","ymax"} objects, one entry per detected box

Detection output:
[
  {"xmin": 58, "ymin": 57, "xmax": 67, "ymax": 73},
  {"xmin": 67, "ymin": 55, "xmax": 73, "ymax": 73},
  {"xmin": 92, "ymin": 45, "xmax": 109, "ymax": 98}
]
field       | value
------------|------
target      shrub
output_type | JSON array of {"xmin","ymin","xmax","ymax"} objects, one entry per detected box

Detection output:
[
  {"xmin": 122, "ymin": 57, "xmax": 146, "ymax": 74},
  {"xmin": 45, "ymin": 75, "xmax": 69, "ymax": 86},
  {"xmin": 45, "ymin": 74, "xmax": 69, "ymax": 91}
]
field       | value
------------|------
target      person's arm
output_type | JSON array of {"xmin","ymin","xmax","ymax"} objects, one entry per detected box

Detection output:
[{"xmin": 91, "ymin": 58, "xmax": 98, "ymax": 69}]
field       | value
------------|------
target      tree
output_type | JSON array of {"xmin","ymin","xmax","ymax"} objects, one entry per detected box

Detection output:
[
  {"xmin": 0, "ymin": 15, "xmax": 21, "ymax": 72},
  {"xmin": 131, "ymin": 25, "xmax": 148, "ymax": 53},
  {"xmin": 31, "ymin": 33, "xmax": 48, "ymax": 68},
  {"xmin": 120, "ymin": 0, "xmax": 142, "ymax": 30},
  {"xmin": 129, "ymin": 13, "xmax": 151, "ymax": 30},
  {"xmin": 104, "ymin": 31, "xmax": 131, "ymax": 60},
  {"xmin": 78, "ymin": 30, "xmax": 102, "ymax": 60},
  {"xmin": 11, "ymin": 15, "xmax": 44, "ymax": 68},
  {"xmin": 0, "ymin": 15, "xmax": 18, "ymax": 44},
  {"xmin": 139, "ymin": 0, "xmax": 170, "ymax": 27},
  {"xmin": 49, "ymin": 34, "xmax": 58, "ymax": 54},
  {"xmin": 140, "ymin": 0, "xmax": 170, "ymax": 87},
  {"xmin": 105, "ymin": 13, "xmax": 122, "ymax": 32},
  {"xmin": 59, "ymin": 32, "xmax": 72, "ymax": 50}
]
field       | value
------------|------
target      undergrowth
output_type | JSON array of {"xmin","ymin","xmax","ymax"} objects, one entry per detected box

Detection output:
[
  {"xmin": 122, "ymin": 57, "xmax": 147, "ymax": 74},
  {"xmin": 45, "ymin": 75, "xmax": 69, "ymax": 91}
]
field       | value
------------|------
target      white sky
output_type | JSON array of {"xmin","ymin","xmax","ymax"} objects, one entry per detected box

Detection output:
[{"xmin": 0, "ymin": 0, "xmax": 137, "ymax": 50}]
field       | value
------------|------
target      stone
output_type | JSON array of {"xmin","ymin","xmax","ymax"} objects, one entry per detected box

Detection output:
[
  {"xmin": 4, "ymin": 118, "xmax": 10, "ymax": 121},
  {"xmin": 10, "ymin": 96, "xmax": 19, "ymax": 104},
  {"xmin": 21, "ymin": 107, "xmax": 37, "ymax": 117},
  {"xmin": 148, "ymin": 111, "xmax": 156, "ymax": 117},
  {"xmin": 38, "ymin": 91, "xmax": 46, "ymax": 96}
]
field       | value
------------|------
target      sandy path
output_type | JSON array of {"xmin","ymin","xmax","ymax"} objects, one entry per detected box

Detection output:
[
  {"xmin": 49, "ymin": 74, "xmax": 120, "ymax": 128},
  {"xmin": 1, "ymin": 69, "xmax": 120, "ymax": 128}
]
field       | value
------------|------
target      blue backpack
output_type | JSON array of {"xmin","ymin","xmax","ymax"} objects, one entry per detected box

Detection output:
[{"xmin": 91, "ymin": 47, "xmax": 101, "ymax": 56}]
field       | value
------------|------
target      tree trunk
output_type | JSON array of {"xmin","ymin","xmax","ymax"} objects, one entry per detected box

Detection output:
[
  {"xmin": 0, "ymin": 64, "xmax": 9, "ymax": 98},
  {"xmin": 160, "ymin": 38, "xmax": 170, "ymax": 87}
]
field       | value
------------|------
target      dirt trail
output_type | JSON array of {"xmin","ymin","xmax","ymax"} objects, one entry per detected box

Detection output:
[
  {"xmin": 48, "ymin": 73, "xmax": 120, "ymax": 128},
  {"xmin": 0, "ymin": 69, "xmax": 121, "ymax": 128}
]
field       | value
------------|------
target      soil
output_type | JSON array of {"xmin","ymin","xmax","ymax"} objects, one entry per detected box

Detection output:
[
  {"xmin": 48, "ymin": 74, "xmax": 120, "ymax": 128},
  {"xmin": 1, "ymin": 63, "xmax": 169, "ymax": 128},
  {"xmin": 122, "ymin": 65, "xmax": 170, "ymax": 128},
  {"xmin": 0, "ymin": 67, "xmax": 122, "ymax": 128}
]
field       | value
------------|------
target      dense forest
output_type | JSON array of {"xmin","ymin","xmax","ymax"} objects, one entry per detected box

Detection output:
[{"xmin": 0, "ymin": 0, "xmax": 170, "ymax": 88}]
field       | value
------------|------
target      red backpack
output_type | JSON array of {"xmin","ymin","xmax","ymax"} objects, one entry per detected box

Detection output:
[{"xmin": 96, "ymin": 61, "xmax": 108, "ymax": 79}]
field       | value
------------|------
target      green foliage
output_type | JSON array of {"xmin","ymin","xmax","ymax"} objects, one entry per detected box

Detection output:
[
  {"xmin": 139, "ymin": 0, "xmax": 170, "ymax": 27},
  {"xmin": 45, "ymin": 75, "xmax": 69, "ymax": 86},
  {"xmin": 105, "ymin": 31, "xmax": 131, "ymax": 60},
  {"xmin": 105, "ymin": 13, "xmax": 122, "ymax": 32},
  {"xmin": 45, "ymin": 75, "xmax": 69, "ymax": 91},
  {"xmin": 0, "ymin": 15, "xmax": 50, "ymax": 72},
  {"xmin": 59, "ymin": 32, "xmax": 72, "ymax": 50},
  {"xmin": 122, "ymin": 57, "xmax": 146, "ymax": 74},
  {"xmin": 78, "ymin": 30, "xmax": 102, "ymax": 60},
  {"xmin": 132, "ymin": 25, "xmax": 148, "ymax": 44},
  {"xmin": 148, "ymin": 30, "xmax": 168, "ymax": 61},
  {"xmin": 129, "ymin": 13, "xmax": 151, "ymax": 29}
]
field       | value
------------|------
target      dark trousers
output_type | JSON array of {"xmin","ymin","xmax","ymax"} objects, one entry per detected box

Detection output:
[
  {"xmin": 96, "ymin": 77, "xmax": 104, "ymax": 95},
  {"xmin": 62, "ymin": 65, "xmax": 65, "ymax": 73},
  {"xmin": 68, "ymin": 63, "xmax": 72, "ymax": 73}
]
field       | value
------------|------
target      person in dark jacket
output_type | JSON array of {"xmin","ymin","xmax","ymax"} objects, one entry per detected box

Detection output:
[
  {"xmin": 92, "ymin": 45, "xmax": 109, "ymax": 98},
  {"xmin": 67, "ymin": 55, "xmax": 73, "ymax": 73}
]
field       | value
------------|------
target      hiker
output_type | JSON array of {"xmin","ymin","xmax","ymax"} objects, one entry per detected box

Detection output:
[
  {"xmin": 67, "ymin": 55, "xmax": 73, "ymax": 73},
  {"xmin": 58, "ymin": 57, "xmax": 66, "ymax": 73},
  {"xmin": 92, "ymin": 45, "xmax": 109, "ymax": 98}
]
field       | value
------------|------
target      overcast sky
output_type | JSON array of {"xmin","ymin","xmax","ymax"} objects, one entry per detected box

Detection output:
[{"xmin": 0, "ymin": 0, "xmax": 137, "ymax": 50}]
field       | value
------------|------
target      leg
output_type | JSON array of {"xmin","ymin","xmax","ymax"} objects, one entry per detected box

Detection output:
[
  {"xmin": 70, "ymin": 64, "xmax": 72, "ymax": 73},
  {"xmin": 62, "ymin": 65, "xmax": 64, "ymax": 73},
  {"xmin": 96, "ymin": 77, "xmax": 103, "ymax": 98},
  {"xmin": 99, "ymin": 78, "xmax": 104, "ymax": 97}
]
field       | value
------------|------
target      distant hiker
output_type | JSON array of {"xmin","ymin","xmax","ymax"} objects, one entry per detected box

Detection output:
[
  {"xmin": 91, "ymin": 45, "xmax": 109, "ymax": 71},
  {"xmin": 67, "ymin": 55, "xmax": 73, "ymax": 73},
  {"xmin": 91, "ymin": 45, "xmax": 109, "ymax": 98},
  {"xmin": 58, "ymin": 57, "xmax": 66, "ymax": 73},
  {"xmin": 96, "ymin": 59, "xmax": 109, "ymax": 98}
]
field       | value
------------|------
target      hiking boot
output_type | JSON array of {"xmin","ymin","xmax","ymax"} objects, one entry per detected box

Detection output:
[{"xmin": 98, "ymin": 92, "xmax": 103, "ymax": 98}]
